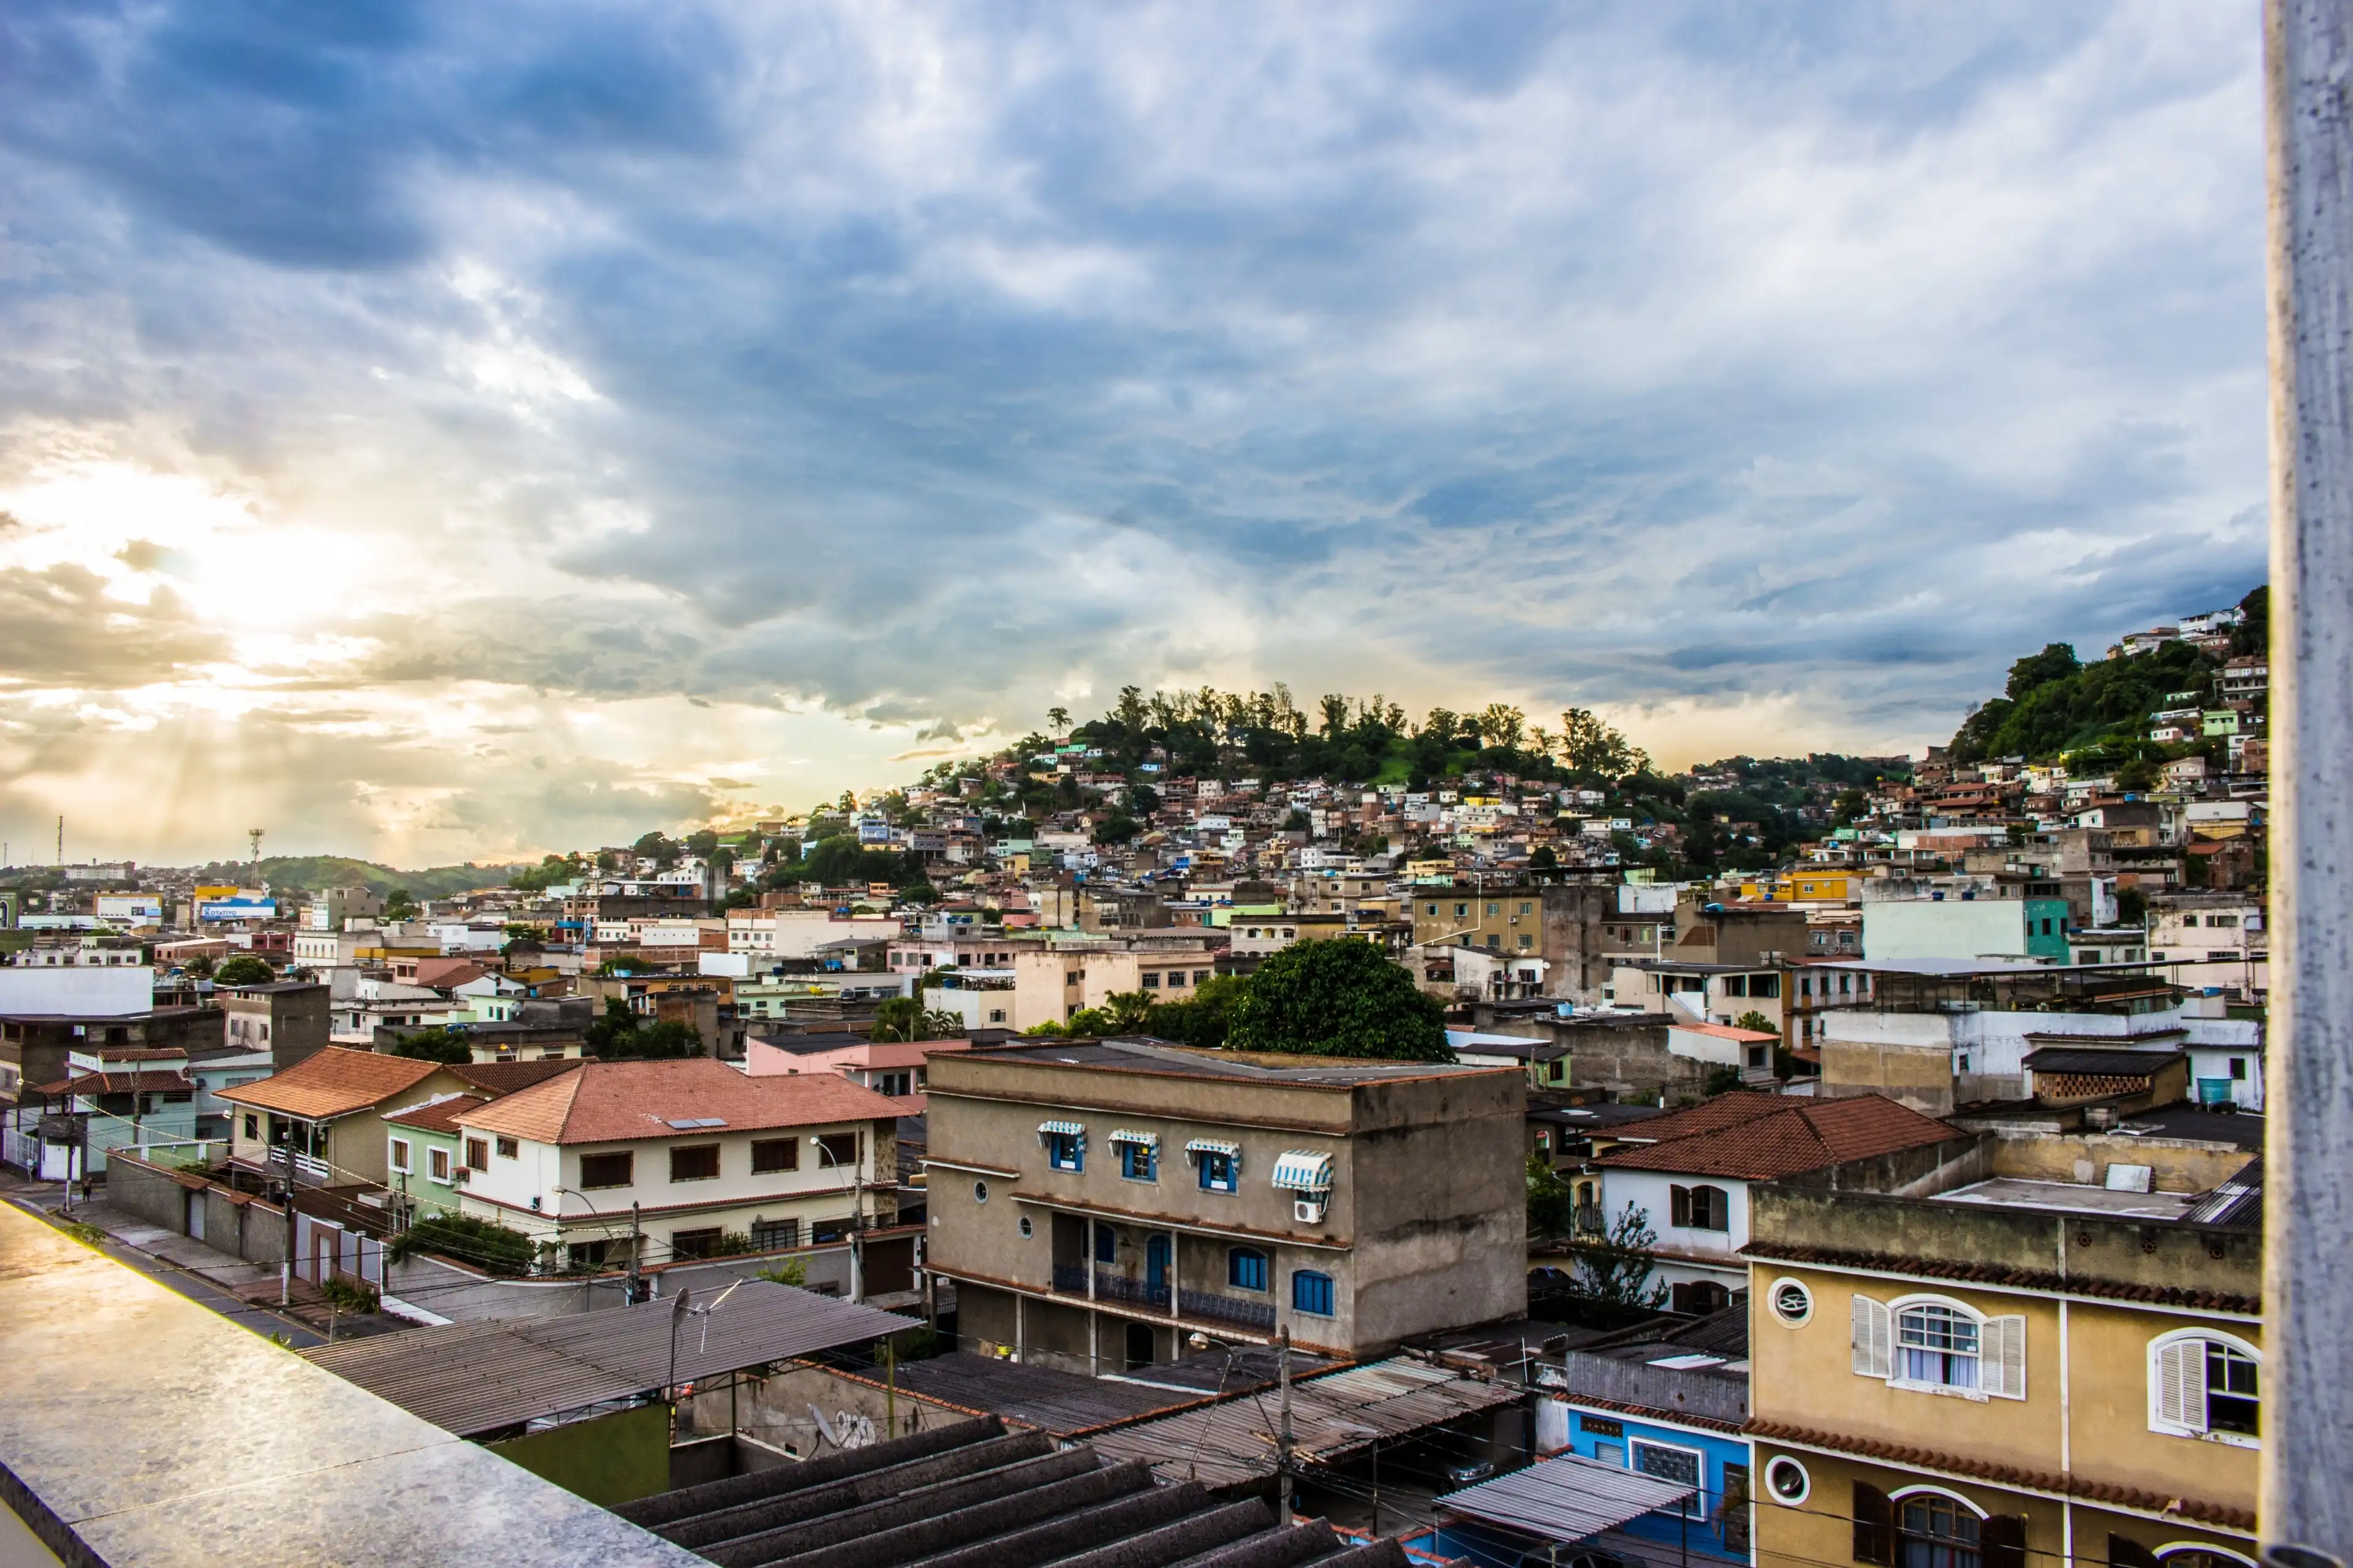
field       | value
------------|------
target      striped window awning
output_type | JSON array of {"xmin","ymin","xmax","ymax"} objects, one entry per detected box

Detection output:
[
  {"xmin": 1037, "ymin": 1120, "xmax": 1086, "ymax": 1140},
  {"xmin": 1107, "ymin": 1129, "xmax": 1159, "ymax": 1149},
  {"xmin": 1271, "ymin": 1150, "xmax": 1334, "ymax": 1192},
  {"xmin": 1184, "ymin": 1138, "xmax": 1241, "ymax": 1159}
]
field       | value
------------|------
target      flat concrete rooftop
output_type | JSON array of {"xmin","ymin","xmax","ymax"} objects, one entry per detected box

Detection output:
[
  {"xmin": 0, "ymin": 1202, "xmax": 697, "ymax": 1567},
  {"xmin": 1934, "ymin": 1176, "xmax": 2197, "ymax": 1222}
]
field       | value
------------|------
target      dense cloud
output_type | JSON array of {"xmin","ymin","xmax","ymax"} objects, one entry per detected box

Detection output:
[{"xmin": 0, "ymin": 1, "xmax": 2267, "ymax": 860}]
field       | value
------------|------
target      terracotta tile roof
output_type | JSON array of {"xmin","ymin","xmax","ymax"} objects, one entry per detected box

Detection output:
[
  {"xmin": 382, "ymin": 1093, "xmax": 495, "ymax": 1134},
  {"xmin": 447, "ymin": 1059, "xmax": 584, "ymax": 1096},
  {"xmin": 1597, "ymin": 1093, "xmax": 1955, "ymax": 1180},
  {"xmin": 1738, "ymin": 1240, "xmax": 2260, "ymax": 1314},
  {"xmin": 1746, "ymin": 1418, "xmax": 2256, "ymax": 1531},
  {"xmin": 34, "ymin": 1070, "xmax": 195, "ymax": 1097},
  {"xmin": 214, "ymin": 1047, "xmax": 448, "ymax": 1121},
  {"xmin": 1668, "ymin": 1021, "xmax": 1779, "ymax": 1043},
  {"xmin": 455, "ymin": 1058, "xmax": 904, "ymax": 1146}
]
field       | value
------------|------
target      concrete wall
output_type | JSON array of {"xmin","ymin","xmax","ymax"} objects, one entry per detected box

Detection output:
[
  {"xmin": 384, "ymin": 1239, "xmax": 863, "ymax": 1324},
  {"xmin": 1862, "ymin": 900, "xmax": 2025, "ymax": 961},
  {"xmin": 487, "ymin": 1403, "xmax": 671, "ymax": 1507},
  {"xmin": 104, "ymin": 1151, "xmax": 290, "ymax": 1265},
  {"xmin": 1750, "ymin": 1183, "xmax": 2257, "ymax": 1301},
  {"xmin": 1986, "ymin": 1131, "xmax": 2251, "ymax": 1194},
  {"xmin": 1486, "ymin": 1015, "xmax": 1705, "ymax": 1102},
  {"xmin": 687, "ymin": 1359, "xmax": 975, "ymax": 1458},
  {"xmin": 0, "ymin": 966, "xmax": 154, "ymax": 1016}
]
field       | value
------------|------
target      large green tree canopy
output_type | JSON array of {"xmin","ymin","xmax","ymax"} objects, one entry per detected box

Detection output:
[{"xmin": 1224, "ymin": 939, "xmax": 1453, "ymax": 1064}]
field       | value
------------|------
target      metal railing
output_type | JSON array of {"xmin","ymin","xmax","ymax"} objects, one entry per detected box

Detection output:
[
  {"xmin": 1093, "ymin": 1272, "xmax": 1170, "ymax": 1311},
  {"xmin": 1180, "ymin": 1288, "xmax": 1275, "ymax": 1331},
  {"xmin": 1051, "ymin": 1263, "xmax": 1089, "ymax": 1295}
]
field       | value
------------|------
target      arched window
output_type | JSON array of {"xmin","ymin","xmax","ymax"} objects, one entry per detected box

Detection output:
[
  {"xmin": 1227, "ymin": 1247, "xmax": 1268, "ymax": 1293},
  {"xmin": 1898, "ymin": 1304, "xmax": 1980, "ymax": 1390},
  {"xmin": 1854, "ymin": 1295, "xmax": 2025, "ymax": 1398},
  {"xmin": 2150, "ymin": 1330, "xmax": 2261, "ymax": 1443}
]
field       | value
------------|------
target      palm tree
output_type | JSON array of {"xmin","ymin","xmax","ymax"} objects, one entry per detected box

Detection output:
[{"xmin": 1102, "ymin": 990, "xmax": 1154, "ymax": 1033}]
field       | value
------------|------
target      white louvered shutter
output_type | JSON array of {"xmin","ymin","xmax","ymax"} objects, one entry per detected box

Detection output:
[
  {"xmin": 1852, "ymin": 1294, "xmax": 1892, "ymax": 1378},
  {"xmin": 2154, "ymin": 1338, "xmax": 2206, "ymax": 1431},
  {"xmin": 1982, "ymin": 1315, "xmax": 2027, "ymax": 1399}
]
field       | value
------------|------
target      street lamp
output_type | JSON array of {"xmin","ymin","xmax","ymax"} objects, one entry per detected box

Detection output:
[
  {"xmin": 811, "ymin": 1132, "xmax": 865, "ymax": 1302},
  {"xmin": 550, "ymin": 1186, "xmax": 645, "ymax": 1301}
]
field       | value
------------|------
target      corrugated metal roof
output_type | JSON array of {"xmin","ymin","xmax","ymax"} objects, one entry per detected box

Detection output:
[
  {"xmin": 1086, "ymin": 1356, "xmax": 1524, "ymax": 1489},
  {"xmin": 304, "ymin": 1281, "xmax": 911, "ymax": 1436},
  {"xmin": 1438, "ymin": 1450, "xmax": 1694, "ymax": 1543}
]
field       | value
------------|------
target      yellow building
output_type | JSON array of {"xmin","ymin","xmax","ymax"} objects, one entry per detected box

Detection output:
[{"xmin": 1745, "ymin": 1169, "xmax": 2259, "ymax": 1568}]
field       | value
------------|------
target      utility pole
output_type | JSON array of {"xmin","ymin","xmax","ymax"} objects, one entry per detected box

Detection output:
[
  {"xmin": 2265, "ymin": 1, "xmax": 2353, "ymax": 1556},
  {"xmin": 278, "ymin": 1145, "xmax": 296, "ymax": 1308},
  {"xmin": 1276, "ymin": 1328, "xmax": 1294, "ymax": 1528},
  {"xmin": 55, "ymin": 816, "xmax": 62, "ymax": 867},
  {"xmin": 626, "ymin": 1201, "xmax": 643, "ymax": 1304}
]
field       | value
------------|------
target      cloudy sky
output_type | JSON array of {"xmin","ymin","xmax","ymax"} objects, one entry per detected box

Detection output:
[{"xmin": 0, "ymin": 2, "xmax": 2267, "ymax": 867}]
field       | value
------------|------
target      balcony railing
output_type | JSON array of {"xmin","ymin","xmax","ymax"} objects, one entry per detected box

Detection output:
[
  {"xmin": 1093, "ymin": 1272, "xmax": 1170, "ymax": 1311},
  {"xmin": 1179, "ymin": 1289, "xmax": 1276, "ymax": 1332},
  {"xmin": 1051, "ymin": 1263, "xmax": 1089, "ymax": 1295}
]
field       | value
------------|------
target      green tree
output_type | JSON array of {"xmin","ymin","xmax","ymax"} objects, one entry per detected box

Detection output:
[
  {"xmin": 213, "ymin": 954, "xmax": 276, "ymax": 987},
  {"xmin": 1143, "ymin": 973, "xmax": 1246, "ymax": 1048},
  {"xmin": 2005, "ymin": 642, "xmax": 2082, "ymax": 699},
  {"xmin": 2116, "ymin": 885, "xmax": 2150, "ymax": 928},
  {"xmin": 1091, "ymin": 813, "xmax": 1142, "ymax": 846},
  {"xmin": 1226, "ymin": 939, "xmax": 1452, "ymax": 1062},
  {"xmin": 1100, "ymin": 991, "xmax": 1154, "ymax": 1033},
  {"xmin": 634, "ymin": 1020, "xmax": 705, "ymax": 1059},
  {"xmin": 1733, "ymin": 1010, "xmax": 1778, "ymax": 1037},
  {"xmin": 871, "ymin": 997, "xmax": 926, "ymax": 1042},
  {"xmin": 1527, "ymin": 1154, "xmax": 1575, "ymax": 1240},
  {"xmin": 391, "ymin": 1027, "xmax": 474, "ymax": 1065},
  {"xmin": 383, "ymin": 887, "xmax": 418, "ymax": 920},
  {"xmin": 1567, "ymin": 1203, "xmax": 1669, "ymax": 1309},
  {"xmin": 1558, "ymin": 708, "xmax": 1647, "ymax": 779}
]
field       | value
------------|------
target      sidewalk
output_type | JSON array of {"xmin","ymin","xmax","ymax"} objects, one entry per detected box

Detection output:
[{"xmin": 5, "ymin": 1183, "xmax": 413, "ymax": 1347}]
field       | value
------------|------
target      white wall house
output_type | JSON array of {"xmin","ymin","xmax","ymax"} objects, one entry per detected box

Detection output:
[{"xmin": 452, "ymin": 1058, "xmax": 905, "ymax": 1273}]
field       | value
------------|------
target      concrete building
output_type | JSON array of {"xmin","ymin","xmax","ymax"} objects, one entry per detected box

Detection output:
[
  {"xmin": 2146, "ymin": 895, "xmax": 2268, "ymax": 1002},
  {"xmin": 215, "ymin": 980, "xmax": 332, "ymax": 1070},
  {"xmin": 1816, "ymin": 965, "xmax": 2257, "ymax": 1116},
  {"xmin": 1009, "ymin": 939, "xmax": 1224, "ymax": 1032},
  {"xmin": 1746, "ymin": 1140, "xmax": 2261, "ymax": 1568},
  {"xmin": 452, "ymin": 1059, "xmax": 903, "ymax": 1272},
  {"xmin": 1605, "ymin": 958, "xmax": 1793, "ymax": 1037},
  {"xmin": 922, "ymin": 1038, "xmax": 1526, "ymax": 1370},
  {"xmin": 1863, "ymin": 896, "xmax": 2072, "ymax": 964},
  {"xmin": 1406, "ymin": 881, "xmax": 1659, "ymax": 1003}
]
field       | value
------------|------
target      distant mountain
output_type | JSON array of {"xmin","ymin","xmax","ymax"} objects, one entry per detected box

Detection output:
[{"xmin": 192, "ymin": 856, "xmax": 525, "ymax": 899}]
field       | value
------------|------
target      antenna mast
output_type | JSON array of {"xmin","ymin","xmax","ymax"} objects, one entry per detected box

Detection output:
[{"xmin": 248, "ymin": 828, "xmax": 265, "ymax": 882}]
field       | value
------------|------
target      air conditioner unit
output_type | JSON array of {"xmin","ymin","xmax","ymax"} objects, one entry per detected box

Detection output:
[{"xmin": 1294, "ymin": 1199, "xmax": 1327, "ymax": 1225}]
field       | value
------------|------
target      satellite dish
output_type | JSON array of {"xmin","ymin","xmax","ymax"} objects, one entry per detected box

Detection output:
[{"xmin": 809, "ymin": 1404, "xmax": 841, "ymax": 1447}]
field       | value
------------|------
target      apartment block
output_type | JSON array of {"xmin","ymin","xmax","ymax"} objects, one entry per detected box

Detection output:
[{"xmin": 922, "ymin": 1039, "xmax": 1525, "ymax": 1369}]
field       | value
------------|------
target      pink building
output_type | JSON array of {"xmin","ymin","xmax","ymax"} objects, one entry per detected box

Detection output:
[{"xmin": 745, "ymin": 1034, "xmax": 972, "ymax": 1110}]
